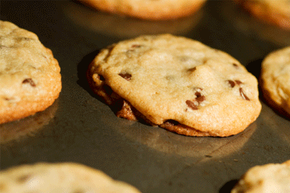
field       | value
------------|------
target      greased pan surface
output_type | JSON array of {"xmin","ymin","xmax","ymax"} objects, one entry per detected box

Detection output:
[{"xmin": 1, "ymin": 1, "xmax": 290, "ymax": 193}]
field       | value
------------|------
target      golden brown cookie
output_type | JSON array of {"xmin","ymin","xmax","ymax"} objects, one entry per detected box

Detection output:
[
  {"xmin": 0, "ymin": 21, "xmax": 62, "ymax": 124},
  {"xmin": 87, "ymin": 34, "xmax": 262, "ymax": 137},
  {"xmin": 0, "ymin": 162, "xmax": 141, "ymax": 193},
  {"xmin": 235, "ymin": 0, "xmax": 290, "ymax": 30},
  {"xmin": 232, "ymin": 160, "xmax": 290, "ymax": 193},
  {"xmin": 78, "ymin": 0, "xmax": 206, "ymax": 20},
  {"xmin": 260, "ymin": 47, "xmax": 290, "ymax": 118}
]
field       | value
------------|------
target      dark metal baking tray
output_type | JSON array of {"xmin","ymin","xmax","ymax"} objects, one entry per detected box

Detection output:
[{"xmin": 1, "ymin": 1, "xmax": 290, "ymax": 192}]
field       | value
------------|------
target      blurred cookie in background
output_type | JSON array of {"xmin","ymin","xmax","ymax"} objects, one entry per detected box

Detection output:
[
  {"xmin": 62, "ymin": 1, "xmax": 204, "ymax": 38},
  {"xmin": 78, "ymin": 0, "xmax": 206, "ymax": 20},
  {"xmin": 221, "ymin": 0, "xmax": 290, "ymax": 46},
  {"xmin": 232, "ymin": 160, "xmax": 290, "ymax": 193},
  {"xmin": 234, "ymin": 0, "xmax": 290, "ymax": 30}
]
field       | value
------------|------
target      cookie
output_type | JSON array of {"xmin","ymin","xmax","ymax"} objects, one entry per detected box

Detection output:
[
  {"xmin": 0, "ymin": 21, "xmax": 62, "ymax": 124},
  {"xmin": 78, "ymin": 0, "xmax": 206, "ymax": 20},
  {"xmin": 231, "ymin": 160, "xmax": 290, "ymax": 193},
  {"xmin": 64, "ymin": 1, "xmax": 203, "ymax": 38},
  {"xmin": 87, "ymin": 34, "xmax": 261, "ymax": 137},
  {"xmin": 0, "ymin": 162, "xmax": 141, "ymax": 193},
  {"xmin": 235, "ymin": 0, "xmax": 290, "ymax": 30},
  {"xmin": 260, "ymin": 47, "xmax": 290, "ymax": 117}
]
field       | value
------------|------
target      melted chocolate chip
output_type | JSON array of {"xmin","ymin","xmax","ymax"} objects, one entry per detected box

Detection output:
[
  {"xmin": 233, "ymin": 63, "xmax": 239, "ymax": 68},
  {"xmin": 165, "ymin": 119, "xmax": 179, "ymax": 126},
  {"xmin": 22, "ymin": 78, "xmax": 36, "ymax": 87},
  {"xmin": 17, "ymin": 174, "xmax": 31, "ymax": 183},
  {"xmin": 98, "ymin": 74, "xmax": 105, "ymax": 81},
  {"xmin": 235, "ymin": 80, "xmax": 242, "ymax": 85},
  {"xmin": 227, "ymin": 80, "xmax": 236, "ymax": 88},
  {"xmin": 186, "ymin": 100, "xmax": 198, "ymax": 110},
  {"xmin": 195, "ymin": 91, "xmax": 206, "ymax": 103},
  {"xmin": 119, "ymin": 72, "xmax": 132, "ymax": 81},
  {"xmin": 131, "ymin": 44, "xmax": 142, "ymax": 48},
  {"xmin": 239, "ymin": 88, "xmax": 250, "ymax": 101}
]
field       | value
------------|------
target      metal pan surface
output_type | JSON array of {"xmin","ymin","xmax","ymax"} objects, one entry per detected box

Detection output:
[{"xmin": 1, "ymin": 1, "xmax": 290, "ymax": 192}]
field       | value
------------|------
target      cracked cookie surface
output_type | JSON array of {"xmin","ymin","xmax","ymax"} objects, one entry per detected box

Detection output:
[
  {"xmin": 0, "ymin": 20, "xmax": 62, "ymax": 124},
  {"xmin": 87, "ymin": 34, "xmax": 261, "ymax": 137}
]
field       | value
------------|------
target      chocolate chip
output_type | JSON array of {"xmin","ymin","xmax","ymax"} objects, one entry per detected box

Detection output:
[
  {"xmin": 186, "ymin": 100, "xmax": 198, "ymax": 110},
  {"xmin": 195, "ymin": 92, "xmax": 206, "ymax": 103},
  {"xmin": 119, "ymin": 72, "xmax": 132, "ymax": 81},
  {"xmin": 188, "ymin": 67, "xmax": 196, "ymax": 72},
  {"xmin": 239, "ymin": 88, "xmax": 250, "ymax": 101},
  {"xmin": 227, "ymin": 80, "xmax": 236, "ymax": 88},
  {"xmin": 17, "ymin": 174, "xmax": 31, "ymax": 183},
  {"xmin": 235, "ymin": 80, "xmax": 242, "ymax": 85},
  {"xmin": 165, "ymin": 119, "xmax": 179, "ymax": 126},
  {"xmin": 131, "ymin": 44, "xmax": 141, "ymax": 48},
  {"xmin": 233, "ymin": 63, "xmax": 239, "ymax": 68},
  {"xmin": 19, "ymin": 37, "xmax": 33, "ymax": 41},
  {"xmin": 22, "ymin": 78, "xmax": 36, "ymax": 87},
  {"xmin": 98, "ymin": 75, "xmax": 105, "ymax": 81},
  {"xmin": 98, "ymin": 74, "xmax": 105, "ymax": 81}
]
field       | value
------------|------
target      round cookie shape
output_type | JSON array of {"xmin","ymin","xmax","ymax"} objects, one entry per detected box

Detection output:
[
  {"xmin": 87, "ymin": 34, "xmax": 261, "ymax": 137},
  {"xmin": 260, "ymin": 46, "xmax": 290, "ymax": 117},
  {"xmin": 231, "ymin": 160, "xmax": 290, "ymax": 193},
  {"xmin": 79, "ymin": 0, "xmax": 206, "ymax": 20},
  {"xmin": 0, "ymin": 163, "xmax": 141, "ymax": 193},
  {"xmin": 235, "ymin": 0, "xmax": 290, "ymax": 30},
  {"xmin": 0, "ymin": 21, "xmax": 62, "ymax": 124}
]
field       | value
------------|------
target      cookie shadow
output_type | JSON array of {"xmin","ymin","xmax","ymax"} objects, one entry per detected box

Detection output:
[
  {"xmin": 219, "ymin": 179, "xmax": 238, "ymax": 193},
  {"xmin": 77, "ymin": 49, "xmax": 100, "ymax": 97},
  {"xmin": 246, "ymin": 58, "xmax": 263, "ymax": 79}
]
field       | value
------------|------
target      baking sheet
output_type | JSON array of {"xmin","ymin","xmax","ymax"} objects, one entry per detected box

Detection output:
[{"xmin": 1, "ymin": 0, "xmax": 290, "ymax": 192}]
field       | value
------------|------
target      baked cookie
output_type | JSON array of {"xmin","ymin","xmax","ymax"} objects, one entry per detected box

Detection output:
[
  {"xmin": 260, "ymin": 47, "xmax": 290, "ymax": 118},
  {"xmin": 78, "ymin": 0, "xmax": 206, "ymax": 20},
  {"xmin": 231, "ymin": 160, "xmax": 290, "ymax": 193},
  {"xmin": 87, "ymin": 34, "xmax": 261, "ymax": 137},
  {"xmin": 0, "ymin": 21, "xmax": 62, "ymax": 124},
  {"xmin": 0, "ymin": 162, "xmax": 141, "ymax": 193},
  {"xmin": 235, "ymin": 0, "xmax": 290, "ymax": 30}
]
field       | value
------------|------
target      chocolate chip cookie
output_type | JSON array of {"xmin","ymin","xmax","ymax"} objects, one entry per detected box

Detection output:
[
  {"xmin": 0, "ymin": 162, "xmax": 141, "ymax": 193},
  {"xmin": 232, "ymin": 160, "xmax": 290, "ymax": 193},
  {"xmin": 87, "ymin": 34, "xmax": 261, "ymax": 137},
  {"xmin": 235, "ymin": 0, "xmax": 290, "ymax": 30},
  {"xmin": 260, "ymin": 46, "xmax": 290, "ymax": 118},
  {"xmin": 79, "ymin": 0, "xmax": 206, "ymax": 20},
  {"xmin": 0, "ymin": 21, "xmax": 62, "ymax": 124}
]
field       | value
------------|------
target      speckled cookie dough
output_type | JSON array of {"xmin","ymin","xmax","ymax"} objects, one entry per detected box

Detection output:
[
  {"xmin": 87, "ymin": 34, "xmax": 261, "ymax": 137},
  {"xmin": 0, "ymin": 20, "xmax": 62, "ymax": 124}
]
